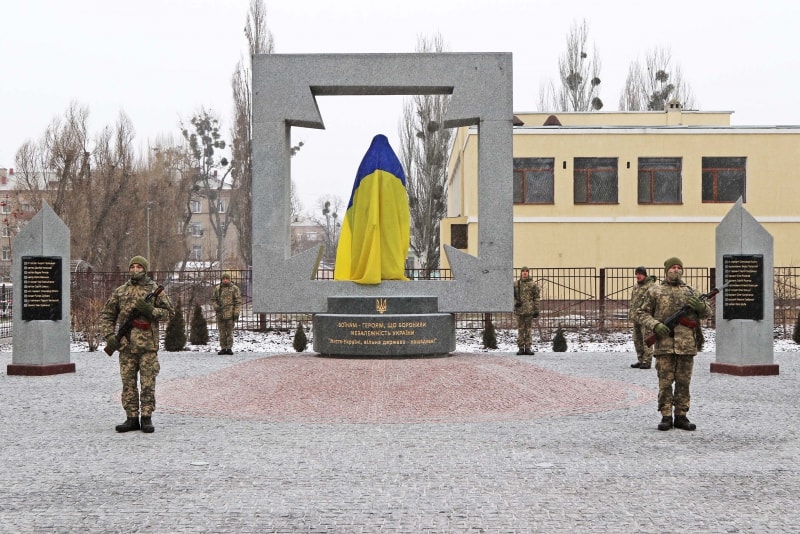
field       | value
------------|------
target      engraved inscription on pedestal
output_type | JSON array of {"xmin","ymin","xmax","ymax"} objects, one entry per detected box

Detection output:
[
  {"xmin": 313, "ymin": 297, "xmax": 455, "ymax": 357},
  {"xmin": 21, "ymin": 256, "xmax": 63, "ymax": 321},
  {"xmin": 722, "ymin": 254, "xmax": 763, "ymax": 320}
]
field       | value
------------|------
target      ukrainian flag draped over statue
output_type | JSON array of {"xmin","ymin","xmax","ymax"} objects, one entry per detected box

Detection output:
[{"xmin": 334, "ymin": 134, "xmax": 410, "ymax": 285}]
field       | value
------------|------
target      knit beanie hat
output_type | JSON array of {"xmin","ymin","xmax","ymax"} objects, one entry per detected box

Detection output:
[
  {"xmin": 129, "ymin": 255, "xmax": 149, "ymax": 271},
  {"xmin": 635, "ymin": 266, "xmax": 647, "ymax": 276},
  {"xmin": 664, "ymin": 257, "xmax": 683, "ymax": 271},
  {"xmin": 221, "ymin": 271, "xmax": 232, "ymax": 281}
]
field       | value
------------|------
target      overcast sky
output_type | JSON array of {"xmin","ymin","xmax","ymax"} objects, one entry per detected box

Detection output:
[{"xmin": 2, "ymin": 0, "xmax": 798, "ymax": 213}]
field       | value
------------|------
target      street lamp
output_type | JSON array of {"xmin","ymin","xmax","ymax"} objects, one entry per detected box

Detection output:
[{"xmin": 146, "ymin": 201, "xmax": 154, "ymax": 263}]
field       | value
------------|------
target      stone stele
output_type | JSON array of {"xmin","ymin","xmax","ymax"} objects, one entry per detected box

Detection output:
[
  {"xmin": 712, "ymin": 198, "xmax": 778, "ymax": 376},
  {"xmin": 8, "ymin": 201, "xmax": 73, "ymax": 376}
]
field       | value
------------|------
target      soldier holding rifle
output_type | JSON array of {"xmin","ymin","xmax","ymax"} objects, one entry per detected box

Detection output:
[
  {"xmin": 637, "ymin": 257, "xmax": 712, "ymax": 432},
  {"xmin": 101, "ymin": 256, "xmax": 174, "ymax": 434}
]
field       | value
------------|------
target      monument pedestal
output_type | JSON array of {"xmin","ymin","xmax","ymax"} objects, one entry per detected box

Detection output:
[
  {"xmin": 313, "ymin": 296, "xmax": 455, "ymax": 357},
  {"xmin": 710, "ymin": 362, "xmax": 779, "ymax": 376}
]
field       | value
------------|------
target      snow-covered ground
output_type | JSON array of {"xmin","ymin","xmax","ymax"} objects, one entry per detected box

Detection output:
[{"xmin": 7, "ymin": 327, "xmax": 791, "ymax": 354}]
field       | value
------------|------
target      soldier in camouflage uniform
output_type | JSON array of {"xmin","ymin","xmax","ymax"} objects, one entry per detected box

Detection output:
[
  {"xmin": 212, "ymin": 270, "xmax": 241, "ymax": 355},
  {"xmin": 629, "ymin": 266, "xmax": 657, "ymax": 369},
  {"xmin": 637, "ymin": 257, "xmax": 711, "ymax": 431},
  {"xmin": 513, "ymin": 266, "xmax": 541, "ymax": 355},
  {"xmin": 101, "ymin": 256, "xmax": 174, "ymax": 434}
]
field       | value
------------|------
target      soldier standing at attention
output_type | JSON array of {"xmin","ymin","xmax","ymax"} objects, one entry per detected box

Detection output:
[
  {"xmin": 101, "ymin": 256, "xmax": 174, "ymax": 433},
  {"xmin": 637, "ymin": 257, "xmax": 711, "ymax": 431},
  {"xmin": 513, "ymin": 266, "xmax": 541, "ymax": 356},
  {"xmin": 629, "ymin": 266, "xmax": 657, "ymax": 369},
  {"xmin": 212, "ymin": 270, "xmax": 241, "ymax": 355}
]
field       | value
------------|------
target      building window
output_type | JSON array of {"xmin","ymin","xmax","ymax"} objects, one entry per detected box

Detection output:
[
  {"xmin": 191, "ymin": 223, "xmax": 203, "ymax": 237},
  {"xmin": 638, "ymin": 157, "xmax": 682, "ymax": 204},
  {"xmin": 191, "ymin": 245, "xmax": 202, "ymax": 260},
  {"xmin": 0, "ymin": 202, "xmax": 10, "ymax": 214},
  {"xmin": 451, "ymin": 224, "xmax": 468, "ymax": 249},
  {"xmin": 217, "ymin": 201, "xmax": 225, "ymax": 213},
  {"xmin": 190, "ymin": 200, "xmax": 201, "ymax": 213},
  {"xmin": 702, "ymin": 157, "xmax": 746, "ymax": 202},
  {"xmin": 513, "ymin": 158, "xmax": 554, "ymax": 204},
  {"xmin": 2, "ymin": 246, "xmax": 10, "ymax": 261},
  {"xmin": 1, "ymin": 226, "xmax": 10, "ymax": 238},
  {"xmin": 573, "ymin": 157, "xmax": 618, "ymax": 204}
]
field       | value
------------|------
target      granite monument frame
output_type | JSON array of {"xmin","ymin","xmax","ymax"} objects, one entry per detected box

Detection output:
[{"xmin": 251, "ymin": 53, "xmax": 513, "ymax": 313}]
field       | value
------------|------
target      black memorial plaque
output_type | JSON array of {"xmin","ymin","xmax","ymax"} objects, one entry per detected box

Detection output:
[
  {"xmin": 21, "ymin": 256, "xmax": 63, "ymax": 321},
  {"xmin": 722, "ymin": 254, "xmax": 763, "ymax": 320}
]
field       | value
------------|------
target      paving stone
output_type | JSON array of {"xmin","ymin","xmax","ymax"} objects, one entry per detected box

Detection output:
[{"xmin": 1, "ymin": 350, "xmax": 798, "ymax": 532}]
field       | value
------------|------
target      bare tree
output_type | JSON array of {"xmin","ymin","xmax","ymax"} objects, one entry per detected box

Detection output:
[
  {"xmin": 397, "ymin": 33, "xmax": 452, "ymax": 277},
  {"xmin": 312, "ymin": 196, "xmax": 342, "ymax": 265},
  {"xmin": 180, "ymin": 109, "xmax": 233, "ymax": 264},
  {"xmin": 145, "ymin": 138, "xmax": 194, "ymax": 271},
  {"xmin": 14, "ymin": 103, "xmax": 145, "ymax": 271},
  {"xmin": 618, "ymin": 47, "xmax": 696, "ymax": 111},
  {"xmin": 290, "ymin": 180, "xmax": 303, "ymax": 221},
  {"xmin": 539, "ymin": 20, "xmax": 603, "ymax": 112},
  {"xmin": 230, "ymin": 0, "xmax": 274, "ymax": 268}
]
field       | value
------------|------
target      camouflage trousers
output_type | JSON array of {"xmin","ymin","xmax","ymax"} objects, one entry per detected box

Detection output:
[
  {"xmin": 655, "ymin": 353, "xmax": 695, "ymax": 417},
  {"xmin": 218, "ymin": 319, "xmax": 235, "ymax": 351},
  {"xmin": 119, "ymin": 350, "xmax": 160, "ymax": 417},
  {"xmin": 632, "ymin": 323, "xmax": 653, "ymax": 366},
  {"xmin": 516, "ymin": 314, "xmax": 533, "ymax": 348}
]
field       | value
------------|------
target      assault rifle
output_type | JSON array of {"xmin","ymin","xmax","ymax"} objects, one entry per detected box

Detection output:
[
  {"xmin": 104, "ymin": 285, "xmax": 164, "ymax": 356},
  {"xmin": 644, "ymin": 283, "xmax": 727, "ymax": 348}
]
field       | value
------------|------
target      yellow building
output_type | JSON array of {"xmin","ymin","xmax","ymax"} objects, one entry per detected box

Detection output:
[{"xmin": 442, "ymin": 103, "xmax": 800, "ymax": 269}]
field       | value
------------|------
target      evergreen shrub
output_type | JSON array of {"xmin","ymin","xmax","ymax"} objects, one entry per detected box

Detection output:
[
  {"xmin": 164, "ymin": 301, "xmax": 187, "ymax": 351},
  {"xmin": 552, "ymin": 327, "xmax": 568, "ymax": 352},
  {"xmin": 482, "ymin": 319, "xmax": 498, "ymax": 349},
  {"xmin": 293, "ymin": 322, "xmax": 308, "ymax": 352},
  {"xmin": 189, "ymin": 303, "xmax": 209, "ymax": 345}
]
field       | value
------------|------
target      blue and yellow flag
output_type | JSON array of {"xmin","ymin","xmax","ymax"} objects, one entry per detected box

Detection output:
[{"xmin": 334, "ymin": 134, "xmax": 410, "ymax": 284}]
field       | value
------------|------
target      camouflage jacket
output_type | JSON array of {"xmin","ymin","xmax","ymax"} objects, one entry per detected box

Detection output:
[
  {"xmin": 514, "ymin": 278, "xmax": 541, "ymax": 317},
  {"xmin": 212, "ymin": 282, "xmax": 242, "ymax": 321},
  {"xmin": 636, "ymin": 280, "xmax": 711, "ymax": 356},
  {"xmin": 100, "ymin": 277, "xmax": 174, "ymax": 354},
  {"xmin": 628, "ymin": 275, "xmax": 657, "ymax": 322}
]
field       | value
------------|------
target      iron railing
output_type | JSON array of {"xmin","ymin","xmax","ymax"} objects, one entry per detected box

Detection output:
[{"xmin": 1, "ymin": 266, "xmax": 798, "ymax": 342}]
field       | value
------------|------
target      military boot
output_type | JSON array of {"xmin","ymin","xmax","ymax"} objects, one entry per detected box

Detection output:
[
  {"xmin": 657, "ymin": 415, "xmax": 673, "ymax": 431},
  {"xmin": 516, "ymin": 347, "xmax": 525, "ymax": 355},
  {"xmin": 115, "ymin": 416, "xmax": 140, "ymax": 433},
  {"xmin": 673, "ymin": 415, "xmax": 696, "ymax": 431},
  {"xmin": 140, "ymin": 416, "xmax": 155, "ymax": 433},
  {"xmin": 525, "ymin": 346, "xmax": 535, "ymax": 355}
]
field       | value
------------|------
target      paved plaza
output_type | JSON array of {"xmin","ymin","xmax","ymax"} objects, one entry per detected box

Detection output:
[{"xmin": 2, "ymin": 349, "xmax": 798, "ymax": 533}]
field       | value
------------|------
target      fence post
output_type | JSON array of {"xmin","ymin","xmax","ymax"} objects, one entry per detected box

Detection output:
[
  {"xmin": 709, "ymin": 267, "xmax": 717, "ymax": 325},
  {"xmin": 599, "ymin": 268, "xmax": 606, "ymax": 333}
]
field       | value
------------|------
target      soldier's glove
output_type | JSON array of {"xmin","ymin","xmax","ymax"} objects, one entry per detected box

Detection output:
[
  {"xmin": 214, "ymin": 305, "xmax": 222, "ymax": 314},
  {"xmin": 532, "ymin": 311, "xmax": 539, "ymax": 318},
  {"xmin": 654, "ymin": 323, "xmax": 671, "ymax": 339},
  {"xmin": 105, "ymin": 334, "xmax": 120, "ymax": 353},
  {"xmin": 134, "ymin": 298, "xmax": 155, "ymax": 319},
  {"xmin": 233, "ymin": 314, "xmax": 239, "ymax": 322},
  {"xmin": 687, "ymin": 296, "xmax": 705, "ymax": 313}
]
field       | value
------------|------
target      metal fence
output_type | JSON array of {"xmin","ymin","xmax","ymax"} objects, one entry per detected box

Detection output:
[{"xmin": 1, "ymin": 266, "xmax": 798, "ymax": 342}]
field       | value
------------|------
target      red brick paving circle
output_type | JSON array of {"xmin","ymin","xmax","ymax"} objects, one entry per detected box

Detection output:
[{"xmin": 157, "ymin": 353, "xmax": 654, "ymax": 424}]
